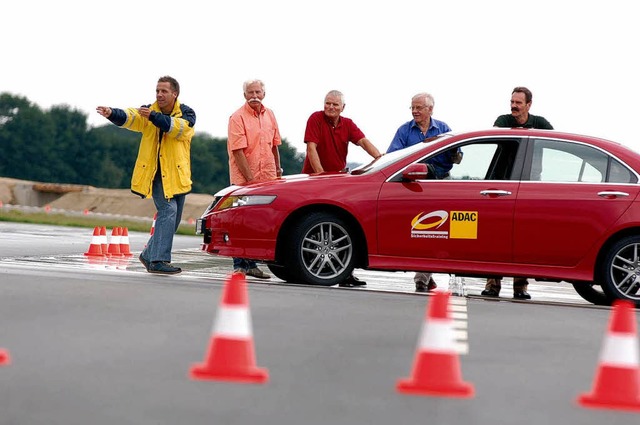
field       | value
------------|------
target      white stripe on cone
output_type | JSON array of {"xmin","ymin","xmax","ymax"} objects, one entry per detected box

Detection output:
[
  {"xmin": 212, "ymin": 305, "xmax": 252, "ymax": 339},
  {"xmin": 110, "ymin": 230, "xmax": 121, "ymax": 245},
  {"xmin": 418, "ymin": 318, "xmax": 456, "ymax": 353},
  {"xmin": 599, "ymin": 333, "xmax": 640, "ymax": 368}
]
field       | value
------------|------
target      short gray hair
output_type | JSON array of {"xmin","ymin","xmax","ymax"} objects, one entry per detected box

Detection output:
[
  {"xmin": 325, "ymin": 90, "xmax": 345, "ymax": 104},
  {"xmin": 412, "ymin": 92, "xmax": 435, "ymax": 107},
  {"xmin": 243, "ymin": 79, "xmax": 265, "ymax": 93}
]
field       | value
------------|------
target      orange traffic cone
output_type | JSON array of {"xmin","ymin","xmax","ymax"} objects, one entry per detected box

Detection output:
[
  {"xmin": 119, "ymin": 227, "xmax": 133, "ymax": 257},
  {"xmin": 107, "ymin": 227, "xmax": 123, "ymax": 257},
  {"xmin": 190, "ymin": 272, "xmax": 269, "ymax": 384},
  {"xmin": 100, "ymin": 226, "xmax": 109, "ymax": 256},
  {"xmin": 577, "ymin": 300, "xmax": 640, "ymax": 412},
  {"xmin": 396, "ymin": 290, "xmax": 474, "ymax": 398},
  {"xmin": 0, "ymin": 348, "xmax": 10, "ymax": 366},
  {"xmin": 84, "ymin": 226, "xmax": 105, "ymax": 257},
  {"xmin": 149, "ymin": 213, "xmax": 157, "ymax": 236}
]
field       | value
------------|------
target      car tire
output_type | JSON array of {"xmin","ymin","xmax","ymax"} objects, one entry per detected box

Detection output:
[
  {"xmin": 571, "ymin": 282, "xmax": 613, "ymax": 306},
  {"xmin": 267, "ymin": 264, "xmax": 295, "ymax": 283},
  {"xmin": 598, "ymin": 235, "xmax": 640, "ymax": 307},
  {"xmin": 288, "ymin": 212, "xmax": 355, "ymax": 286}
]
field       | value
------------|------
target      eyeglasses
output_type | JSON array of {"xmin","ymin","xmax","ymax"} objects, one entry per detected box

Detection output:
[{"xmin": 410, "ymin": 105, "xmax": 432, "ymax": 111}]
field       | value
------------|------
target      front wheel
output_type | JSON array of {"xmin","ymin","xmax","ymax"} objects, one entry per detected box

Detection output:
[
  {"xmin": 267, "ymin": 264, "xmax": 296, "ymax": 283},
  {"xmin": 598, "ymin": 235, "xmax": 640, "ymax": 306},
  {"xmin": 288, "ymin": 212, "xmax": 355, "ymax": 286}
]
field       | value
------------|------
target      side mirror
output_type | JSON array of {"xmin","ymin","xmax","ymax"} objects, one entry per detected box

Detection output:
[{"xmin": 402, "ymin": 163, "xmax": 428, "ymax": 181}]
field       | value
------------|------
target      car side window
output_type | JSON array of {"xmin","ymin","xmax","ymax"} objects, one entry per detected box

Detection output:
[
  {"xmin": 609, "ymin": 158, "xmax": 638, "ymax": 184},
  {"xmin": 528, "ymin": 138, "xmax": 637, "ymax": 183},
  {"xmin": 448, "ymin": 140, "xmax": 521, "ymax": 181},
  {"xmin": 448, "ymin": 144, "xmax": 496, "ymax": 180}
]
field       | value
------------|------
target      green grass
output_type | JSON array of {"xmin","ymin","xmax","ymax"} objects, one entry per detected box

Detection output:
[{"xmin": 0, "ymin": 209, "xmax": 198, "ymax": 236}]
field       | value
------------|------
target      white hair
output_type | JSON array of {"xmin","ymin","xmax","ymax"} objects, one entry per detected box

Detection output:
[
  {"xmin": 325, "ymin": 90, "xmax": 345, "ymax": 104},
  {"xmin": 243, "ymin": 79, "xmax": 265, "ymax": 93},
  {"xmin": 412, "ymin": 92, "xmax": 435, "ymax": 107}
]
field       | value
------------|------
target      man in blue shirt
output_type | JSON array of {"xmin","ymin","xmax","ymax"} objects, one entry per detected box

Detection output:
[{"xmin": 387, "ymin": 92, "xmax": 459, "ymax": 291}]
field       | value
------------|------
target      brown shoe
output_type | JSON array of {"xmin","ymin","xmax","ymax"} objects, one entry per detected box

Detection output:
[{"xmin": 246, "ymin": 267, "xmax": 271, "ymax": 279}]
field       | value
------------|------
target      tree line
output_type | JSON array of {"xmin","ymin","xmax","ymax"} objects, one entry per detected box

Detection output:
[{"xmin": 0, "ymin": 93, "xmax": 305, "ymax": 195}]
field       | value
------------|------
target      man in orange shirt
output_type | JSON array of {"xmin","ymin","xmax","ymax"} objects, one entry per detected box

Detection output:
[{"xmin": 227, "ymin": 79, "xmax": 283, "ymax": 278}]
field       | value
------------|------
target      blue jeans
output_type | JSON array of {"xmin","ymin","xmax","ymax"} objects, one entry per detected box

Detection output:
[
  {"xmin": 233, "ymin": 258, "xmax": 257, "ymax": 271},
  {"xmin": 141, "ymin": 171, "xmax": 185, "ymax": 263}
]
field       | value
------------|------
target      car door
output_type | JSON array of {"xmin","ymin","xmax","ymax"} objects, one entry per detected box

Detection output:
[
  {"xmin": 377, "ymin": 137, "xmax": 523, "ymax": 263},
  {"xmin": 513, "ymin": 137, "xmax": 640, "ymax": 266}
]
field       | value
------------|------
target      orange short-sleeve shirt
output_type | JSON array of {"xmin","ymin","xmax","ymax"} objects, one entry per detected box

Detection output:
[{"xmin": 228, "ymin": 102, "xmax": 282, "ymax": 185}]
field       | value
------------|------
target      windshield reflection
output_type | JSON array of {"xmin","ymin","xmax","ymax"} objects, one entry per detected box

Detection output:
[{"xmin": 351, "ymin": 133, "xmax": 452, "ymax": 175}]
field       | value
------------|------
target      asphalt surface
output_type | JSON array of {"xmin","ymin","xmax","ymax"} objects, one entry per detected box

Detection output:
[{"xmin": 1, "ymin": 222, "xmax": 639, "ymax": 425}]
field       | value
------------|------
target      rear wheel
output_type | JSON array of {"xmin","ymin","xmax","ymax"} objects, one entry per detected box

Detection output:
[
  {"xmin": 571, "ymin": 282, "xmax": 613, "ymax": 306},
  {"xmin": 599, "ymin": 235, "xmax": 640, "ymax": 307},
  {"xmin": 288, "ymin": 212, "xmax": 355, "ymax": 286}
]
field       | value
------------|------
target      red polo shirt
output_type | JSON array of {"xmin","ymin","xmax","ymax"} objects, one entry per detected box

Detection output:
[{"xmin": 302, "ymin": 111, "xmax": 366, "ymax": 173}]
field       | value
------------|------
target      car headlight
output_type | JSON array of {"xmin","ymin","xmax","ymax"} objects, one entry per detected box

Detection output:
[{"xmin": 216, "ymin": 195, "xmax": 277, "ymax": 211}]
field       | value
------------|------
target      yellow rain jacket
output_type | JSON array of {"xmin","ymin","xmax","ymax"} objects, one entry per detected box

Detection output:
[{"xmin": 109, "ymin": 100, "xmax": 196, "ymax": 199}]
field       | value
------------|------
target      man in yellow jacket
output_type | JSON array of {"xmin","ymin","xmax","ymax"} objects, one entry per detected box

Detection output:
[{"xmin": 96, "ymin": 75, "xmax": 196, "ymax": 274}]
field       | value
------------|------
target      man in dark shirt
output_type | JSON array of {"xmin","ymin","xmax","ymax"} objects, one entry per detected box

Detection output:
[
  {"xmin": 494, "ymin": 86, "xmax": 553, "ymax": 129},
  {"xmin": 483, "ymin": 86, "xmax": 553, "ymax": 300}
]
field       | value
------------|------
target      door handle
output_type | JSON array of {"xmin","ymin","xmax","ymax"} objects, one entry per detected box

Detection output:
[
  {"xmin": 597, "ymin": 191, "xmax": 629, "ymax": 198},
  {"xmin": 480, "ymin": 190, "xmax": 512, "ymax": 197}
]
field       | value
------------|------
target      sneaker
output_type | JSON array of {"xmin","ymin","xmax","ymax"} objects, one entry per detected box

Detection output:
[
  {"xmin": 138, "ymin": 254, "xmax": 150, "ymax": 272},
  {"xmin": 246, "ymin": 267, "xmax": 271, "ymax": 279},
  {"xmin": 513, "ymin": 290, "xmax": 532, "ymax": 300},
  {"xmin": 148, "ymin": 261, "xmax": 181, "ymax": 275},
  {"xmin": 233, "ymin": 268, "xmax": 247, "ymax": 275},
  {"xmin": 427, "ymin": 277, "xmax": 437, "ymax": 291},
  {"xmin": 481, "ymin": 288, "xmax": 500, "ymax": 297},
  {"xmin": 415, "ymin": 277, "xmax": 438, "ymax": 292},
  {"xmin": 339, "ymin": 274, "xmax": 367, "ymax": 287},
  {"xmin": 415, "ymin": 280, "xmax": 428, "ymax": 292}
]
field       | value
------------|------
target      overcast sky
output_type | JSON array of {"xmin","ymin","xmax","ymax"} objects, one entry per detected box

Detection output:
[{"xmin": 3, "ymin": 0, "xmax": 638, "ymax": 166}]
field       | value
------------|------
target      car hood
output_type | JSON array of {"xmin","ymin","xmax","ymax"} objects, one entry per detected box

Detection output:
[{"xmin": 214, "ymin": 172, "xmax": 353, "ymax": 196}]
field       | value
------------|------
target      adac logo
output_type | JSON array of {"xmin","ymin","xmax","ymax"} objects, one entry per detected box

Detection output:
[
  {"xmin": 411, "ymin": 210, "xmax": 448, "ymax": 231},
  {"xmin": 410, "ymin": 209, "xmax": 478, "ymax": 240},
  {"xmin": 410, "ymin": 210, "xmax": 449, "ymax": 239}
]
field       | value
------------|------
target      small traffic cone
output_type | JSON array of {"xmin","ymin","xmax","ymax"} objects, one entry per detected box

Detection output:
[
  {"xmin": 0, "ymin": 349, "xmax": 10, "ymax": 366},
  {"xmin": 149, "ymin": 213, "xmax": 157, "ymax": 236},
  {"xmin": 119, "ymin": 227, "xmax": 133, "ymax": 257},
  {"xmin": 145, "ymin": 213, "xmax": 157, "ymax": 249},
  {"xmin": 190, "ymin": 272, "xmax": 269, "ymax": 384},
  {"xmin": 84, "ymin": 226, "xmax": 105, "ymax": 257},
  {"xmin": 577, "ymin": 300, "xmax": 640, "ymax": 412},
  {"xmin": 100, "ymin": 226, "xmax": 109, "ymax": 256},
  {"xmin": 107, "ymin": 227, "xmax": 123, "ymax": 257},
  {"xmin": 396, "ymin": 290, "xmax": 474, "ymax": 398}
]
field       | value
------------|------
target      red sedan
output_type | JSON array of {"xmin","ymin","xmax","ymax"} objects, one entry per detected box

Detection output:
[{"xmin": 196, "ymin": 129, "xmax": 640, "ymax": 306}]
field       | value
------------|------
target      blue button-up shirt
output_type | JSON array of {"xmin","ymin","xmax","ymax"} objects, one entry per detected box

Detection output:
[
  {"xmin": 387, "ymin": 118, "xmax": 457, "ymax": 178},
  {"xmin": 386, "ymin": 118, "xmax": 451, "ymax": 153}
]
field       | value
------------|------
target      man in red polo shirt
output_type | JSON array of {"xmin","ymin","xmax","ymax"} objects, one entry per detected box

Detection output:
[
  {"xmin": 302, "ymin": 90, "xmax": 381, "ymax": 174},
  {"xmin": 302, "ymin": 90, "xmax": 382, "ymax": 287}
]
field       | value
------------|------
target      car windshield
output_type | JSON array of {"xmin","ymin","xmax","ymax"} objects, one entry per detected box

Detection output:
[{"xmin": 351, "ymin": 133, "xmax": 453, "ymax": 175}]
